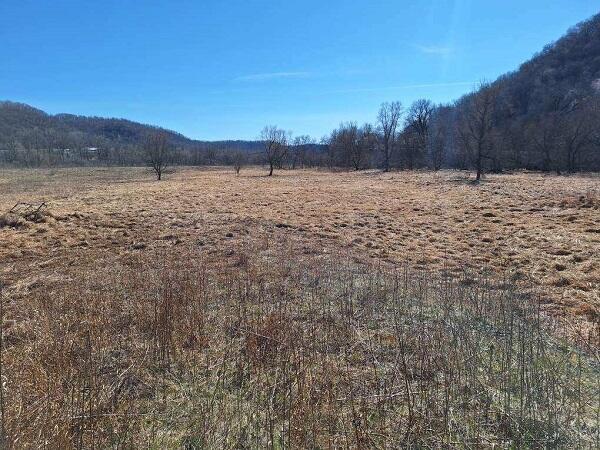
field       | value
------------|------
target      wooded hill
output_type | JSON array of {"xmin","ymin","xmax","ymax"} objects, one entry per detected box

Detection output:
[{"xmin": 0, "ymin": 101, "xmax": 264, "ymax": 166}]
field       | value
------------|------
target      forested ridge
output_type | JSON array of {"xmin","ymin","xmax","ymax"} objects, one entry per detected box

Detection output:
[
  {"xmin": 0, "ymin": 102, "xmax": 265, "ymax": 166},
  {"xmin": 324, "ymin": 12, "xmax": 600, "ymax": 174}
]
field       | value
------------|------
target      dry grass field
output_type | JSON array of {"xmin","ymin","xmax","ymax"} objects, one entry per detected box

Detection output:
[
  {"xmin": 1, "ymin": 166, "xmax": 598, "ymax": 324},
  {"xmin": 0, "ymin": 166, "xmax": 598, "ymax": 447}
]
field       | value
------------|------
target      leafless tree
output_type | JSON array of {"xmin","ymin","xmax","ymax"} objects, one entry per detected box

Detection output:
[
  {"xmin": 358, "ymin": 123, "xmax": 377, "ymax": 170},
  {"xmin": 428, "ymin": 106, "xmax": 454, "ymax": 170},
  {"xmin": 3, "ymin": 141, "xmax": 19, "ymax": 164},
  {"xmin": 560, "ymin": 101, "xmax": 597, "ymax": 172},
  {"xmin": 232, "ymin": 151, "xmax": 246, "ymax": 175},
  {"xmin": 260, "ymin": 126, "xmax": 288, "ymax": 176},
  {"xmin": 328, "ymin": 122, "xmax": 376, "ymax": 171},
  {"xmin": 329, "ymin": 122, "xmax": 359, "ymax": 170},
  {"xmin": 429, "ymin": 127, "xmax": 446, "ymax": 171},
  {"xmin": 205, "ymin": 148, "xmax": 217, "ymax": 165},
  {"xmin": 291, "ymin": 135, "xmax": 314, "ymax": 169},
  {"xmin": 456, "ymin": 82, "xmax": 499, "ymax": 181},
  {"xmin": 404, "ymin": 99, "xmax": 434, "ymax": 169},
  {"xmin": 530, "ymin": 114, "xmax": 561, "ymax": 173},
  {"xmin": 497, "ymin": 120, "xmax": 528, "ymax": 169},
  {"xmin": 377, "ymin": 101, "xmax": 403, "ymax": 172},
  {"xmin": 145, "ymin": 132, "xmax": 171, "ymax": 181}
]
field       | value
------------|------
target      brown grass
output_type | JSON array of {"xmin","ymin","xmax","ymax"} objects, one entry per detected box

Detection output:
[
  {"xmin": 1, "ymin": 246, "xmax": 598, "ymax": 448},
  {"xmin": 0, "ymin": 166, "xmax": 599, "ymax": 447},
  {"xmin": 0, "ymin": 167, "xmax": 598, "ymax": 324}
]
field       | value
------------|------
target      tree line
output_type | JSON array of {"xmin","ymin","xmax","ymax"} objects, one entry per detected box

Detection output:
[
  {"xmin": 147, "ymin": 72, "xmax": 600, "ymax": 180},
  {"xmin": 327, "ymin": 81, "xmax": 600, "ymax": 177},
  {"xmin": 243, "ymin": 79, "xmax": 598, "ymax": 179},
  {"xmin": 2, "ymin": 82, "xmax": 599, "ymax": 179}
]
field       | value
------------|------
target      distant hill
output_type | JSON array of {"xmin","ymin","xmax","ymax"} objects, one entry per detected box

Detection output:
[
  {"xmin": 494, "ymin": 12, "xmax": 600, "ymax": 118},
  {"xmin": 0, "ymin": 101, "xmax": 263, "ymax": 152},
  {"xmin": 438, "ymin": 13, "xmax": 600, "ymax": 173}
]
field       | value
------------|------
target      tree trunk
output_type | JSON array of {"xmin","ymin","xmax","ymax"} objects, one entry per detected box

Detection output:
[
  {"xmin": 269, "ymin": 163, "xmax": 274, "ymax": 176},
  {"xmin": 383, "ymin": 143, "xmax": 390, "ymax": 172},
  {"xmin": 476, "ymin": 144, "xmax": 482, "ymax": 181}
]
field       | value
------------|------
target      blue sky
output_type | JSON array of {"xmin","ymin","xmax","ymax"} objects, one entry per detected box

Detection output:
[{"xmin": 1, "ymin": 1, "xmax": 598, "ymax": 140}]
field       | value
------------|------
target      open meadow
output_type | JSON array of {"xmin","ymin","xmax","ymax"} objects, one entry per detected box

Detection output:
[
  {"xmin": 1, "ymin": 167, "xmax": 598, "ymax": 323},
  {"xmin": 0, "ymin": 167, "xmax": 598, "ymax": 447}
]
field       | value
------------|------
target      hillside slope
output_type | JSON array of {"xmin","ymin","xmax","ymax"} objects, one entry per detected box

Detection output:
[
  {"xmin": 441, "ymin": 13, "xmax": 600, "ymax": 173},
  {"xmin": 0, "ymin": 101, "xmax": 262, "ymax": 152},
  {"xmin": 496, "ymin": 12, "xmax": 600, "ymax": 117}
]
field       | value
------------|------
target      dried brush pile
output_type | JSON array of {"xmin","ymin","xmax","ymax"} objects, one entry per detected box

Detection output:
[
  {"xmin": 1, "ymin": 249, "xmax": 598, "ymax": 448},
  {"xmin": 0, "ymin": 213, "xmax": 25, "ymax": 229},
  {"xmin": 0, "ymin": 202, "xmax": 48, "ymax": 229}
]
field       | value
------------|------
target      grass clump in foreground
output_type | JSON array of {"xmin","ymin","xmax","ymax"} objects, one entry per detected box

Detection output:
[{"xmin": 1, "ymin": 249, "xmax": 598, "ymax": 448}]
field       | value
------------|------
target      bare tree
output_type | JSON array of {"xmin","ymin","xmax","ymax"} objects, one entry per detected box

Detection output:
[
  {"xmin": 528, "ymin": 93, "xmax": 573, "ymax": 173},
  {"xmin": 530, "ymin": 114, "xmax": 561, "ymax": 172},
  {"xmin": 404, "ymin": 99, "xmax": 434, "ymax": 169},
  {"xmin": 205, "ymin": 148, "xmax": 217, "ymax": 165},
  {"xmin": 329, "ymin": 122, "xmax": 359, "ymax": 170},
  {"xmin": 429, "ymin": 126, "xmax": 446, "ymax": 171},
  {"xmin": 327, "ymin": 122, "xmax": 377, "ymax": 171},
  {"xmin": 377, "ymin": 101, "xmax": 403, "ymax": 172},
  {"xmin": 357, "ymin": 123, "xmax": 377, "ymax": 170},
  {"xmin": 560, "ymin": 101, "xmax": 597, "ymax": 173},
  {"xmin": 291, "ymin": 135, "xmax": 314, "ymax": 169},
  {"xmin": 497, "ymin": 120, "xmax": 528, "ymax": 169},
  {"xmin": 232, "ymin": 151, "xmax": 246, "ymax": 175},
  {"xmin": 428, "ymin": 106, "xmax": 453, "ymax": 170},
  {"xmin": 145, "ymin": 132, "xmax": 171, "ymax": 181},
  {"xmin": 3, "ymin": 140, "xmax": 19, "ymax": 165},
  {"xmin": 456, "ymin": 83, "xmax": 499, "ymax": 181},
  {"xmin": 260, "ymin": 126, "xmax": 288, "ymax": 176}
]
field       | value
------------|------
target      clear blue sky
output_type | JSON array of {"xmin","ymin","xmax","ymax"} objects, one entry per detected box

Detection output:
[{"xmin": 1, "ymin": 1, "xmax": 597, "ymax": 140}]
